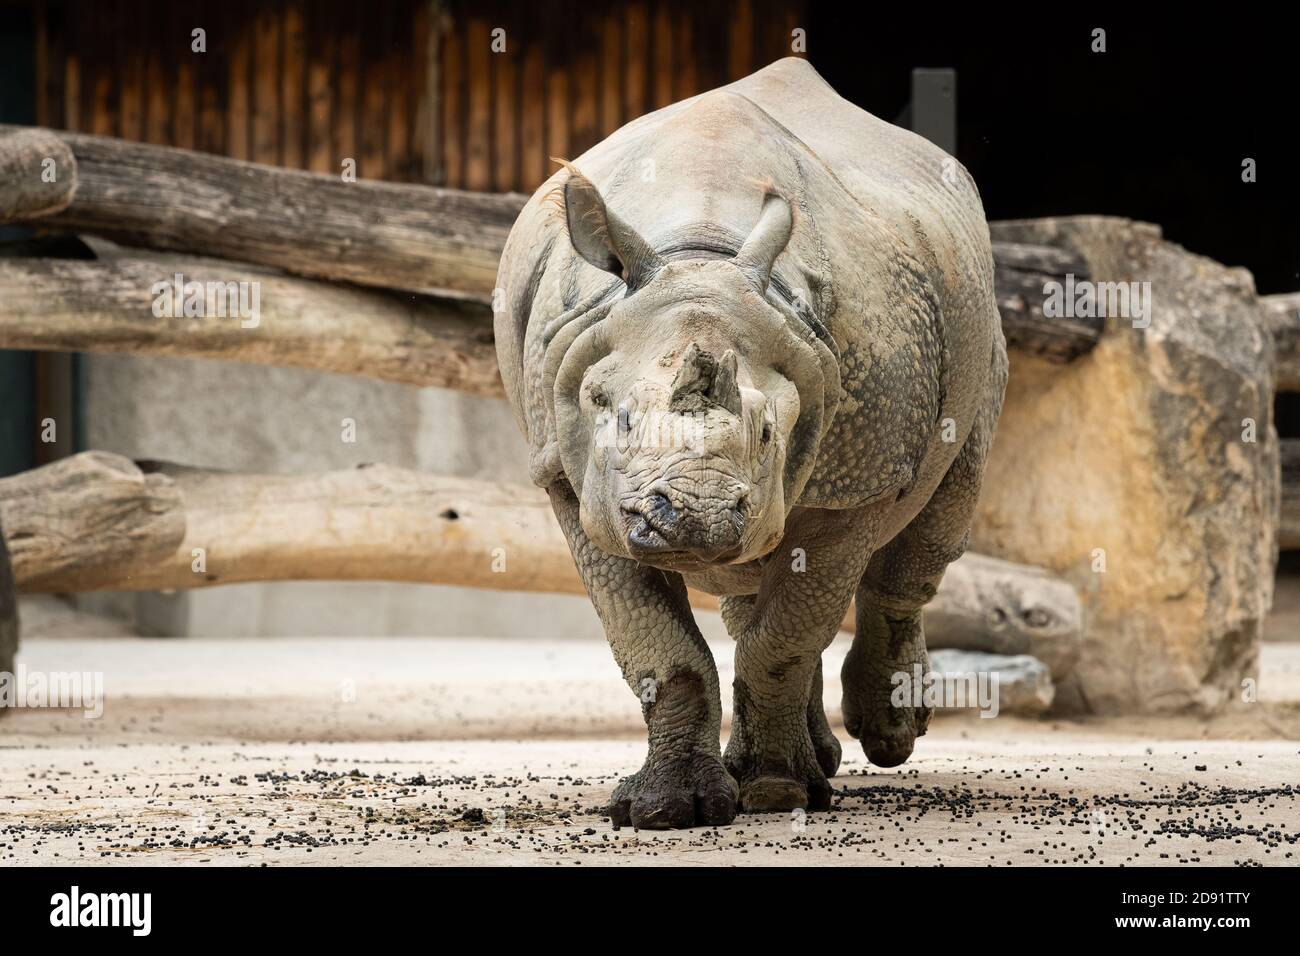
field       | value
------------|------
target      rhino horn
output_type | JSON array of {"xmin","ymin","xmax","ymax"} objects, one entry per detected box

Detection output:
[
  {"xmin": 669, "ymin": 344, "xmax": 711, "ymax": 401},
  {"xmin": 733, "ymin": 192, "xmax": 793, "ymax": 294},
  {"xmin": 708, "ymin": 349, "xmax": 743, "ymax": 417},
  {"xmin": 670, "ymin": 345, "xmax": 742, "ymax": 417},
  {"xmin": 560, "ymin": 162, "xmax": 664, "ymax": 292}
]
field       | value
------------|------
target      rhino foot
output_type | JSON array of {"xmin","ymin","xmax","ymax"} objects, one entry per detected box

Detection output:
[
  {"xmin": 844, "ymin": 697, "xmax": 929, "ymax": 768},
  {"xmin": 724, "ymin": 709, "xmax": 832, "ymax": 814},
  {"xmin": 609, "ymin": 752, "xmax": 738, "ymax": 830},
  {"xmin": 738, "ymin": 770, "xmax": 832, "ymax": 814}
]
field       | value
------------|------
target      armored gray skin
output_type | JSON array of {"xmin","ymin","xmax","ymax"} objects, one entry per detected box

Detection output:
[{"xmin": 494, "ymin": 58, "xmax": 1006, "ymax": 828}]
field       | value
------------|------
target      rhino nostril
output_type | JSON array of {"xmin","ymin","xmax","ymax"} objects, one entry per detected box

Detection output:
[{"xmin": 641, "ymin": 493, "xmax": 679, "ymax": 535}]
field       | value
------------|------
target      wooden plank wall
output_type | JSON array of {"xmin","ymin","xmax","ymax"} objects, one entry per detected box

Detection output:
[
  {"xmin": 436, "ymin": 0, "xmax": 808, "ymax": 192},
  {"xmin": 34, "ymin": 0, "xmax": 429, "ymax": 181},
  {"xmin": 33, "ymin": 0, "xmax": 807, "ymax": 192}
]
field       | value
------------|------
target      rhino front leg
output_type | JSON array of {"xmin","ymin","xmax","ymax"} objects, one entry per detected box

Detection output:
[
  {"xmin": 548, "ymin": 483, "xmax": 738, "ymax": 829},
  {"xmin": 719, "ymin": 597, "xmax": 841, "ymax": 780},
  {"xmin": 725, "ymin": 507, "xmax": 879, "ymax": 813},
  {"xmin": 806, "ymin": 659, "xmax": 842, "ymax": 777}
]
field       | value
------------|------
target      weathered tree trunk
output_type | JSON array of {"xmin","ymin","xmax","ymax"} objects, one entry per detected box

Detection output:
[
  {"xmin": 0, "ymin": 453, "xmax": 1082, "ymax": 666},
  {"xmin": 0, "ymin": 245, "xmax": 1100, "ymax": 390},
  {"xmin": 0, "ymin": 126, "xmax": 1106, "ymax": 363},
  {"xmin": 0, "ymin": 124, "xmax": 524, "ymax": 300},
  {"xmin": 1262, "ymin": 293, "xmax": 1300, "ymax": 393},
  {"xmin": 1282, "ymin": 438, "xmax": 1300, "ymax": 550},
  {"xmin": 0, "ymin": 128, "xmax": 76, "ymax": 223},
  {"xmin": 989, "ymin": 240, "xmax": 1100, "ymax": 362},
  {"xmin": 0, "ymin": 452, "xmax": 578, "ymax": 594},
  {"xmin": 0, "ymin": 255, "xmax": 501, "ymax": 396},
  {"xmin": 0, "ymin": 453, "xmax": 185, "ymax": 593},
  {"xmin": 919, "ymin": 552, "xmax": 1083, "ymax": 680}
]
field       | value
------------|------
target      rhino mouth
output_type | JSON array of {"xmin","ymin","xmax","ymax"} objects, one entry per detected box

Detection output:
[
  {"xmin": 619, "ymin": 496, "xmax": 744, "ymax": 565},
  {"xmin": 620, "ymin": 499, "xmax": 681, "ymax": 554}
]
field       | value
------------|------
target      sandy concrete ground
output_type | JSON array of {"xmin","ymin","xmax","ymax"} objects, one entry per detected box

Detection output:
[{"xmin": 2, "ymin": 597, "xmax": 1299, "ymax": 866}]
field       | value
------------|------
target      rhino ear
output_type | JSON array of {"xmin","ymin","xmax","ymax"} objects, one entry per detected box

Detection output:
[
  {"xmin": 560, "ymin": 163, "xmax": 664, "ymax": 292},
  {"xmin": 734, "ymin": 192, "xmax": 793, "ymax": 294}
]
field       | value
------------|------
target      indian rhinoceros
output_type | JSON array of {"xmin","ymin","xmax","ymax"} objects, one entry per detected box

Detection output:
[{"xmin": 494, "ymin": 57, "xmax": 1007, "ymax": 829}]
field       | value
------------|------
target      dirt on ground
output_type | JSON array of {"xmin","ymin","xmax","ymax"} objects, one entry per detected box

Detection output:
[{"xmin": 1, "ymin": 596, "xmax": 1298, "ymax": 866}]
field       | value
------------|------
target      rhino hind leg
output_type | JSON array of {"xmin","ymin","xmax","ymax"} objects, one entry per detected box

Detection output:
[
  {"xmin": 843, "ymin": 350, "xmax": 1006, "ymax": 767},
  {"xmin": 548, "ymin": 483, "xmax": 738, "ymax": 830},
  {"xmin": 842, "ymin": 584, "xmax": 934, "ymax": 768}
]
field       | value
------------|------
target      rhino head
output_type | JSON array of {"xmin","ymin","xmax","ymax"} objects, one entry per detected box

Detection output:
[{"xmin": 548, "ymin": 168, "xmax": 838, "ymax": 571}]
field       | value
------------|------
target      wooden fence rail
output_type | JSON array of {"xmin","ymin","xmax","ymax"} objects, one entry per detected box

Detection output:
[
  {"xmin": 0, "ymin": 451, "xmax": 1084, "ymax": 666},
  {"xmin": 0, "ymin": 124, "xmax": 523, "ymax": 300},
  {"xmin": 0, "ymin": 125, "xmax": 1106, "ymax": 363},
  {"xmin": 0, "ymin": 254, "xmax": 500, "ymax": 396}
]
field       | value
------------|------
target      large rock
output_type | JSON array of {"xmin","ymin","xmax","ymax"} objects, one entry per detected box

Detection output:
[{"xmin": 973, "ymin": 217, "xmax": 1278, "ymax": 714}]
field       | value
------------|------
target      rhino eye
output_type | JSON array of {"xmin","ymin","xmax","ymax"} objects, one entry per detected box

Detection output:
[
  {"xmin": 618, "ymin": 407, "xmax": 630, "ymax": 434},
  {"xmin": 760, "ymin": 422, "xmax": 772, "ymax": 444}
]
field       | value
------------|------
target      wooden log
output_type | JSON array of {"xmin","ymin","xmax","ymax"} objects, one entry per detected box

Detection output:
[
  {"xmin": 0, "ymin": 453, "xmax": 567, "ymax": 594},
  {"xmin": 0, "ymin": 126, "xmax": 1108, "ymax": 363},
  {"xmin": 0, "ymin": 452, "xmax": 185, "ymax": 593},
  {"xmin": 0, "ymin": 124, "xmax": 525, "ymax": 300},
  {"xmin": 0, "ymin": 234, "xmax": 1099, "ymax": 390},
  {"xmin": 1262, "ymin": 293, "xmax": 1300, "ymax": 393},
  {"xmin": 917, "ymin": 552, "xmax": 1082, "ymax": 680},
  {"xmin": 989, "ymin": 240, "xmax": 1100, "ymax": 363},
  {"xmin": 0, "ymin": 453, "xmax": 1082, "ymax": 675},
  {"xmin": 0, "ymin": 127, "xmax": 77, "ymax": 223},
  {"xmin": 1282, "ymin": 438, "xmax": 1300, "ymax": 551},
  {"xmin": 0, "ymin": 254, "xmax": 502, "ymax": 397}
]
